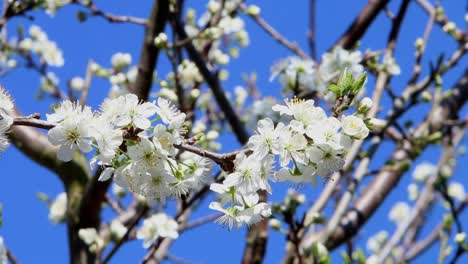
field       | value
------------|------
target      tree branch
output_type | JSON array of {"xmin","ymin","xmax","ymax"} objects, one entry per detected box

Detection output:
[
  {"xmin": 241, "ymin": 4, "xmax": 310, "ymax": 60},
  {"xmin": 129, "ymin": 0, "xmax": 169, "ymax": 101},
  {"xmin": 335, "ymin": 0, "xmax": 391, "ymax": 49},
  {"xmin": 173, "ymin": 17, "xmax": 250, "ymax": 144}
]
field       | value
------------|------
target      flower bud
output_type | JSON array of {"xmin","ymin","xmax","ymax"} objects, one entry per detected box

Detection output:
[
  {"xmin": 70, "ymin": 77, "xmax": 85, "ymax": 91},
  {"xmin": 358, "ymin": 97, "xmax": 373, "ymax": 113},
  {"xmin": 207, "ymin": 0, "xmax": 221, "ymax": 13},
  {"xmin": 440, "ymin": 164, "xmax": 453, "ymax": 178},
  {"xmin": 408, "ymin": 183, "xmax": 419, "ymax": 201},
  {"xmin": 421, "ymin": 91, "xmax": 432, "ymax": 102},
  {"xmin": 442, "ymin": 22, "xmax": 456, "ymax": 34},
  {"xmin": 268, "ymin": 218, "xmax": 281, "ymax": 231},
  {"xmin": 455, "ymin": 232, "xmax": 466, "ymax": 244},
  {"xmin": 218, "ymin": 69, "xmax": 229, "ymax": 81},
  {"xmin": 112, "ymin": 184, "xmax": 126, "ymax": 199},
  {"xmin": 366, "ymin": 118, "xmax": 386, "ymax": 130},
  {"xmin": 154, "ymin": 32, "xmax": 168, "ymax": 48},
  {"xmin": 6, "ymin": 59, "xmax": 17, "ymax": 68},
  {"xmin": 415, "ymin": 38, "xmax": 424, "ymax": 51},
  {"xmin": 246, "ymin": 5, "xmax": 261, "ymax": 16},
  {"xmin": 206, "ymin": 130, "xmax": 219, "ymax": 140},
  {"xmin": 190, "ymin": 88, "xmax": 200, "ymax": 99}
]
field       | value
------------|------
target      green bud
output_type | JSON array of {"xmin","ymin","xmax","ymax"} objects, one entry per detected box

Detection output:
[
  {"xmin": 443, "ymin": 214, "xmax": 453, "ymax": 230},
  {"xmin": 421, "ymin": 91, "xmax": 432, "ymax": 102},
  {"xmin": 351, "ymin": 72, "xmax": 367, "ymax": 95},
  {"xmin": 427, "ymin": 131, "xmax": 442, "ymax": 143},
  {"xmin": 77, "ymin": 11, "xmax": 88, "ymax": 23},
  {"xmin": 36, "ymin": 192, "xmax": 50, "ymax": 203},
  {"xmin": 268, "ymin": 218, "xmax": 282, "ymax": 231}
]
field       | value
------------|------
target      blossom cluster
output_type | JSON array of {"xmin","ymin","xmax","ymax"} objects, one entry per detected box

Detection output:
[
  {"xmin": 209, "ymin": 97, "xmax": 370, "ymax": 229},
  {"xmin": 46, "ymin": 94, "xmax": 212, "ymax": 204},
  {"xmin": 19, "ymin": 25, "xmax": 64, "ymax": 67},
  {"xmin": 185, "ymin": 0, "xmax": 249, "ymax": 66},
  {"xmin": 43, "ymin": 0, "xmax": 70, "ymax": 16},
  {"xmin": 271, "ymin": 47, "xmax": 400, "ymax": 96}
]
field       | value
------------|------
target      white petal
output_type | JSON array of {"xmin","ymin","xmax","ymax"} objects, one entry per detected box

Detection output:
[{"xmin": 99, "ymin": 167, "xmax": 114, "ymax": 182}]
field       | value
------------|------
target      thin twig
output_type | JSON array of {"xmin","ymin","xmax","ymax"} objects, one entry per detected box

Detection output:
[
  {"xmin": 241, "ymin": 4, "xmax": 310, "ymax": 60},
  {"xmin": 79, "ymin": 60, "xmax": 94, "ymax": 106},
  {"xmin": 72, "ymin": 0, "xmax": 147, "ymax": 25}
]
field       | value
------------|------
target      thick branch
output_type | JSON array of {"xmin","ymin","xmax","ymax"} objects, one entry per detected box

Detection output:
[
  {"xmin": 129, "ymin": 0, "xmax": 169, "ymax": 101},
  {"xmin": 173, "ymin": 18, "xmax": 250, "ymax": 144},
  {"xmin": 335, "ymin": 0, "xmax": 391, "ymax": 49}
]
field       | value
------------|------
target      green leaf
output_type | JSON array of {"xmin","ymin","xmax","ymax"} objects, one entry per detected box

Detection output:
[
  {"xmin": 0, "ymin": 203, "xmax": 3, "ymax": 228},
  {"xmin": 352, "ymin": 72, "xmax": 367, "ymax": 95},
  {"xmin": 352, "ymin": 248, "xmax": 366, "ymax": 264},
  {"xmin": 77, "ymin": 11, "xmax": 88, "ymax": 23},
  {"xmin": 319, "ymin": 257, "xmax": 332, "ymax": 264},
  {"xmin": 328, "ymin": 84, "xmax": 342, "ymax": 96},
  {"xmin": 340, "ymin": 252, "xmax": 352, "ymax": 264}
]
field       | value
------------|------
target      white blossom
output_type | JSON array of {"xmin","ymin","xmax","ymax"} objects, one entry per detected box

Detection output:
[
  {"xmin": 341, "ymin": 115, "xmax": 369, "ymax": 140},
  {"xmin": 113, "ymin": 94, "xmax": 157, "ymax": 129},
  {"xmin": 25, "ymin": 25, "xmax": 64, "ymax": 67},
  {"xmin": 455, "ymin": 232, "xmax": 466, "ymax": 244},
  {"xmin": 177, "ymin": 60, "xmax": 203, "ymax": 88},
  {"xmin": 366, "ymin": 231, "xmax": 388, "ymax": 254},
  {"xmin": 78, "ymin": 228, "xmax": 104, "ymax": 252},
  {"xmin": 137, "ymin": 213, "xmax": 179, "ymax": 248},
  {"xmin": 382, "ymin": 54, "xmax": 401, "ymax": 75},
  {"xmin": 408, "ymin": 183, "xmax": 419, "ymax": 201},
  {"xmin": 412, "ymin": 162, "xmax": 436, "ymax": 182},
  {"xmin": 319, "ymin": 47, "xmax": 363, "ymax": 82},
  {"xmin": 70, "ymin": 77, "xmax": 85, "ymax": 91},
  {"xmin": 45, "ymin": 0, "xmax": 70, "ymax": 16},
  {"xmin": 223, "ymin": 152, "xmax": 263, "ymax": 193},
  {"xmin": 49, "ymin": 192, "xmax": 67, "ymax": 223},
  {"xmin": 48, "ymin": 117, "xmax": 93, "ymax": 161},
  {"xmin": 270, "ymin": 57, "xmax": 326, "ymax": 93},
  {"xmin": 247, "ymin": 118, "xmax": 285, "ymax": 159},
  {"xmin": 111, "ymin": 52, "xmax": 132, "ymax": 69},
  {"xmin": 448, "ymin": 182, "xmax": 465, "ymax": 201},
  {"xmin": 389, "ymin": 202, "xmax": 411, "ymax": 225},
  {"xmin": 110, "ymin": 220, "xmax": 128, "ymax": 240},
  {"xmin": 47, "ymin": 103, "xmax": 94, "ymax": 162}
]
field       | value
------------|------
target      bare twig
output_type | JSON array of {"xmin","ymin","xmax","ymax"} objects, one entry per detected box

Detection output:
[
  {"xmin": 173, "ymin": 17, "xmax": 250, "ymax": 145},
  {"xmin": 404, "ymin": 198, "xmax": 468, "ymax": 261},
  {"xmin": 79, "ymin": 60, "xmax": 94, "ymax": 106},
  {"xmin": 241, "ymin": 4, "xmax": 310, "ymax": 60},
  {"xmin": 335, "ymin": 0, "xmax": 391, "ymax": 49},
  {"xmin": 308, "ymin": 0, "xmax": 317, "ymax": 60},
  {"xmin": 72, "ymin": 0, "xmax": 146, "ymax": 25}
]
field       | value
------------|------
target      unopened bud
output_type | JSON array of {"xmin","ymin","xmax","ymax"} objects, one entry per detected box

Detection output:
[
  {"xmin": 268, "ymin": 218, "xmax": 281, "ymax": 231},
  {"xmin": 154, "ymin": 33, "xmax": 168, "ymax": 48},
  {"xmin": 442, "ymin": 22, "xmax": 456, "ymax": 34},
  {"xmin": 246, "ymin": 5, "xmax": 261, "ymax": 16},
  {"xmin": 421, "ymin": 91, "xmax": 432, "ymax": 102},
  {"xmin": 207, "ymin": 0, "xmax": 221, "ymax": 13},
  {"xmin": 358, "ymin": 97, "xmax": 373, "ymax": 114},
  {"xmin": 415, "ymin": 38, "xmax": 424, "ymax": 51},
  {"xmin": 455, "ymin": 232, "xmax": 466, "ymax": 244}
]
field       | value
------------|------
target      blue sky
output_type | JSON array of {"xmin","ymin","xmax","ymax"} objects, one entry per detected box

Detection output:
[{"xmin": 1, "ymin": 0, "xmax": 467, "ymax": 263}]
